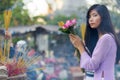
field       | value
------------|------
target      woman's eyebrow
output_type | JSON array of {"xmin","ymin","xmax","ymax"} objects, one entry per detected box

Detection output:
[{"xmin": 90, "ymin": 12, "xmax": 97, "ymax": 15}]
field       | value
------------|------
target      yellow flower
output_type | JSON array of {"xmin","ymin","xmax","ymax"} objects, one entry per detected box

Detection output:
[{"xmin": 58, "ymin": 21, "xmax": 64, "ymax": 27}]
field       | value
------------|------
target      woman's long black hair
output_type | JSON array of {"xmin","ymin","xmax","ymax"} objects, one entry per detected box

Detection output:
[{"xmin": 84, "ymin": 4, "xmax": 120, "ymax": 63}]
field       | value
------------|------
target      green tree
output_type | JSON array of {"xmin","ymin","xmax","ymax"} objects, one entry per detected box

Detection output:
[
  {"xmin": 0, "ymin": 0, "xmax": 17, "ymax": 13},
  {"xmin": 0, "ymin": 0, "xmax": 33, "ymax": 28}
]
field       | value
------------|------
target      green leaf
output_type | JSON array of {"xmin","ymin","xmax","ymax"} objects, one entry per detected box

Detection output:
[{"xmin": 59, "ymin": 28, "xmax": 71, "ymax": 34}]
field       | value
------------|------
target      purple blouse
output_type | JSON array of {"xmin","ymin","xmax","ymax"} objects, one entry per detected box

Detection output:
[{"xmin": 80, "ymin": 34, "xmax": 117, "ymax": 80}]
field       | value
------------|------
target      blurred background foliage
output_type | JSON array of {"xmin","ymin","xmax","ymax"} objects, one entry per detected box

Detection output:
[
  {"xmin": 0, "ymin": 0, "xmax": 33, "ymax": 27},
  {"xmin": 47, "ymin": 14, "xmax": 78, "ymax": 25},
  {"xmin": 32, "ymin": 14, "xmax": 78, "ymax": 25}
]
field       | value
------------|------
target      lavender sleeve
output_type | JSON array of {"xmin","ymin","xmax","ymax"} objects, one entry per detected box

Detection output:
[{"xmin": 80, "ymin": 34, "xmax": 112, "ymax": 71}]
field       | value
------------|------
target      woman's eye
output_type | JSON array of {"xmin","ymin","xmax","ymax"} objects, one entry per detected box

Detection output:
[{"xmin": 93, "ymin": 14, "xmax": 97, "ymax": 17}]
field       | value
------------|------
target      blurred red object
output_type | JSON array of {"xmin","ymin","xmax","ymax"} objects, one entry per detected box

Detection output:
[
  {"xmin": 5, "ymin": 62, "xmax": 26, "ymax": 77},
  {"xmin": 27, "ymin": 49, "xmax": 36, "ymax": 57}
]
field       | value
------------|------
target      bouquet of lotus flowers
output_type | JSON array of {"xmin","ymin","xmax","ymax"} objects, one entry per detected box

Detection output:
[
  {"xmin": 58, "ymin": 18, "xmax": 77, "ymax": 34},
  {"xmin": 58, "ymin": 19, "xmax": 81, "ymax": 60}
]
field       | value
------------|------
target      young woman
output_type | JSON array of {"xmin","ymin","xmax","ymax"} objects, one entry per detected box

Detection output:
[{"xmin": 69, "ymin": 4, "xmax": 119, "ymax": 80}]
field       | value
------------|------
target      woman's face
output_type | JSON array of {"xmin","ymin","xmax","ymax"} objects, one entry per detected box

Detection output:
[{"xmin": 89, "ymin": 10, "xmax": 101, "ymax": 29}]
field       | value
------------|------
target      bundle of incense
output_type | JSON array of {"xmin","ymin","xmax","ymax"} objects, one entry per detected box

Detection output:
[
  {"xmin": 17, "ymin": 57, "xmax": 26, "ymax": 68},
  {"xmin": 4, "ymin": 10, "xmax": 12, "ymax": 30},
  {"xmin": 7, "ymin": 40, "xmax": 11, "ymax": 61},
  {"xmin": 0, "ymin": 37, "xmax": 3, "ymax": 62},
  {"xmin": 26, "ymin": 56, "xmax": 41, "ymax": 67},
  {"xmin": 3, "ymin": 39, "xmax": 10, "ymax": 62},
  {"xmin": 3, "ymin": 10, "xmax": 12, "ymax": 63},
  {"xmin": 80, "ymin": 23, "xmax": 86, "ymax": 41},
  {"xmin": 25, "ymin": 56, "xmax": 39, "ymax": 67},
  {"xmin": 16, "ymin": 55, "xmax": 41, "ymax": 68}
]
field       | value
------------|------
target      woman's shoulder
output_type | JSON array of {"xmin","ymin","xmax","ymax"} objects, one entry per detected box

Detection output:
[
  {"xmin": 97, "ymin": 33, "xmax": 116, "ymax": 48},
  {"xmin": 99, "ymin": 33, "xmax": 114, "ymax": 42}
]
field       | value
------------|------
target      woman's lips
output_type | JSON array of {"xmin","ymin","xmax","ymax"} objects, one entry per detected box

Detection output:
[{"xmin": 90, "ymin": 23, "xmax": 94, "ymax": 26}]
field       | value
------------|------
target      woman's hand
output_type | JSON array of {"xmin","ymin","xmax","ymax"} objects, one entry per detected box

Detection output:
[{"xmin": 69, "ymin": 34, "xmax": 85, "ymax": 54}]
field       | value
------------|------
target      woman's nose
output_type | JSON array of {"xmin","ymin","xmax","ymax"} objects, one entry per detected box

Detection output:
[{"xmin": 89, "ymin": 17, "xmax": 93, "ymax": 22}]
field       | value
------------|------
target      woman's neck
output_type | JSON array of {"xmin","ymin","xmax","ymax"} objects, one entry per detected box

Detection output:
[
  {"xmin": 97, "ymin": 29, "xmax": 107, "ymax": 39},
  {"xmin": 99, "ymin": 33, "xmax": 103, "ymax": 39},
  {"xmin": 98, "ymin": 32, "xmax": 108, "ymax": 39}
]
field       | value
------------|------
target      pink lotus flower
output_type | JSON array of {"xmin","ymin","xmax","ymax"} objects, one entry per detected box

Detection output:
[
  {"xmin": 65, "ymin": 20, "xmax": 72, "ymax": 28},
  {"xmin": 63, "ymin": 19, "xmax": 76, "ymax": 29},
  {"xmin": 71, "ymin": 18, "xmax": 77, "ymax": 25}
]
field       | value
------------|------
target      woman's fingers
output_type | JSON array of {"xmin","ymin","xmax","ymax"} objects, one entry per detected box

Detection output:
[
  {"xmin": 69, "ymin": 34, "xmax": 77, "ymax": 41},
  {"xmin": 69, "ymin": 34, "xmax": 80, "ymax": 48},
  {"xmin": 69, "ymin": 34, "xmax": 81, "ymax": 42},
  {"xmin": 69, "ymin": 34, "xmax": 76, "ymax": 39},
  {"xmin": 69, "ymin": 34, "xmax": 76, "ymax": 43}
]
